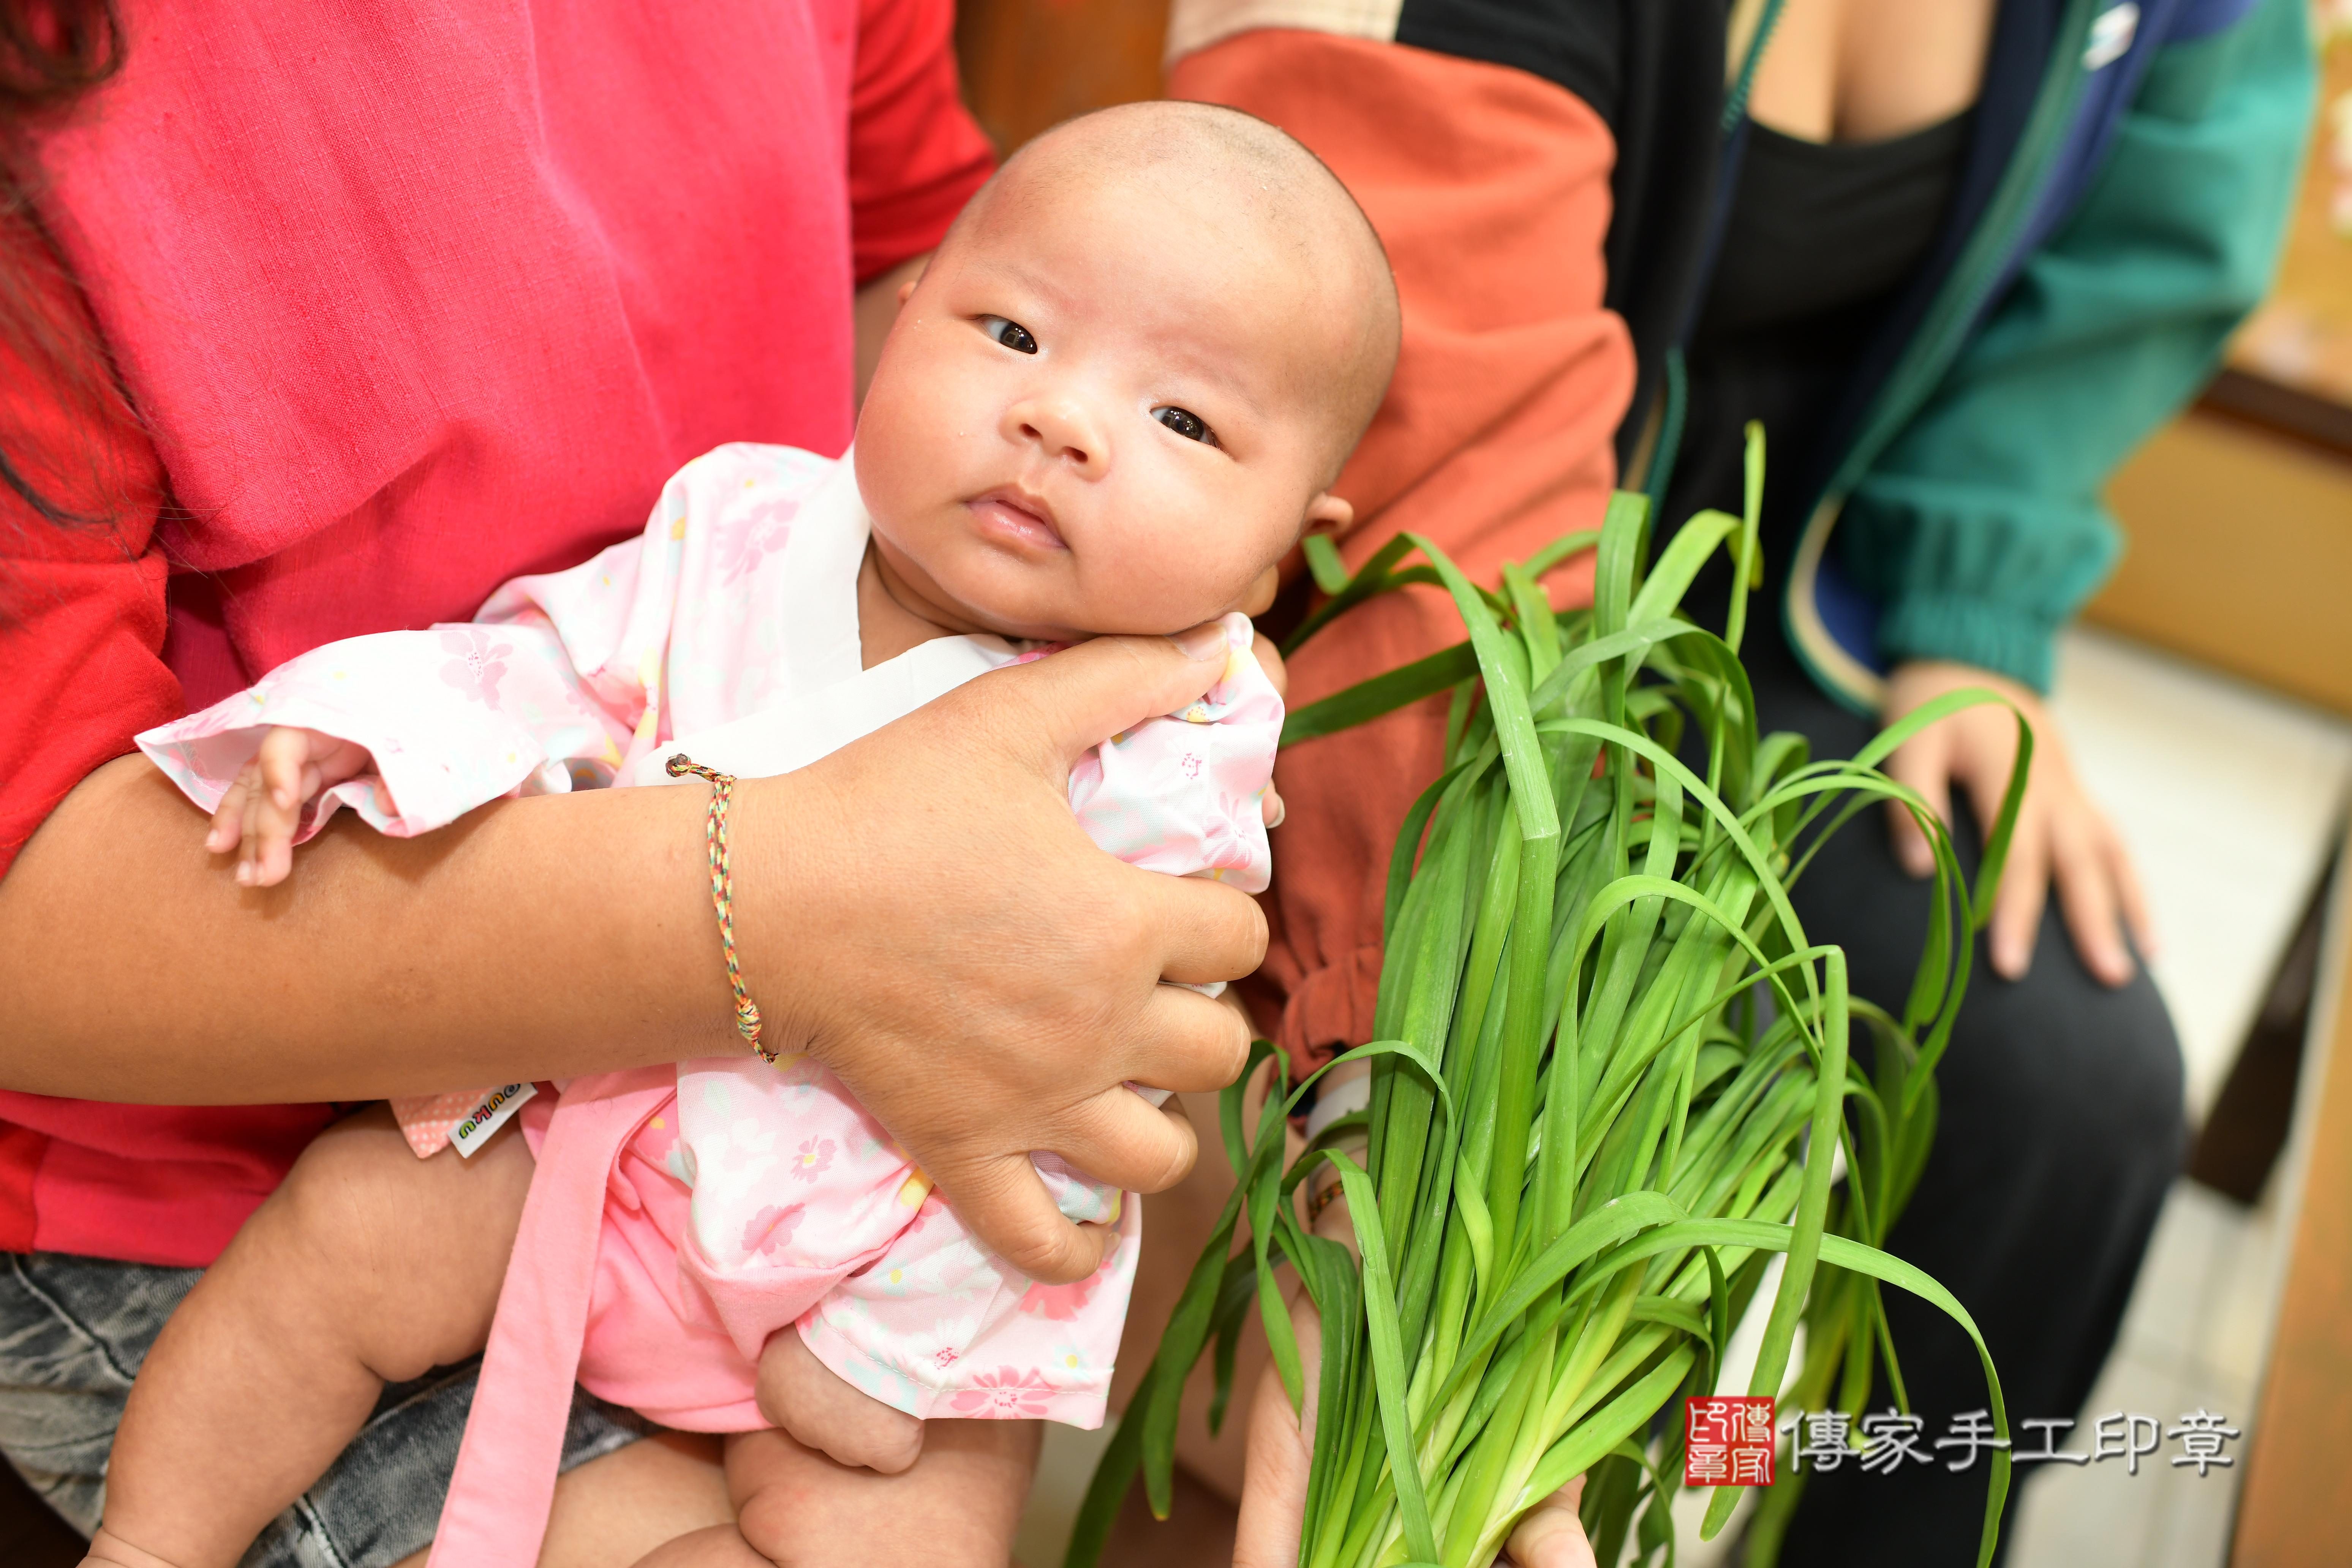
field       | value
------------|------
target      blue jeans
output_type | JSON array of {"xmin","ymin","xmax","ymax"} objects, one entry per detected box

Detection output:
[{"xmin": 0, "ymin": 1251, "xmax": 646, "ymax": 1567}]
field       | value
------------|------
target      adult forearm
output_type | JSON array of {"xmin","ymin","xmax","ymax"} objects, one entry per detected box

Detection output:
[
  {"xmin": 0, "ymin": 639, "xmax": 1263, "ymax": 1282},
  {"xmin": 0, "ymin": 754, "xmax": 741, "ymax": 1103}
]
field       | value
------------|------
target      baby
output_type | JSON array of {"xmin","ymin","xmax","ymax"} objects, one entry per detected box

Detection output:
[{"xmin": 88, "ymin": 102, "xmax": 1398, "ymax": 1568}]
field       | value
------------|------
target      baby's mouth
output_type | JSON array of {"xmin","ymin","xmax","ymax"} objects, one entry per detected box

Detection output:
[{"xmin": 965, "ymin": 488, "xmax": 1068, "ymax": 553}]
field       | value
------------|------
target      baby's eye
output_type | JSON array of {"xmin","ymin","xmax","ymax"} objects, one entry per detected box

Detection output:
[
  {"xmin": 981, "ymin": 316, "xmax": 1038, "ymax": 354},
  {"xmin": 1154, "ymin": 406, "xmax": 1218, "ymax": 447}
]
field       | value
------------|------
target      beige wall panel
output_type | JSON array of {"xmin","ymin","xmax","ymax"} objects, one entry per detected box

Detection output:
[{"xmin": 2092, "ymin": 414, "xmax": 2352, "ymax": 717}]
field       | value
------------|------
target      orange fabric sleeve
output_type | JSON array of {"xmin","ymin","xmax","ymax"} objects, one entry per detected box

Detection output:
[{"xmin": 1168, "ymin": 29, "xmax": 1633, "ymax": 1075}]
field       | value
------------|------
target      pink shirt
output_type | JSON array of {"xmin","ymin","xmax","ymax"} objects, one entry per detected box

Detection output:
[{"xmin": 0, "ymin": 0, "xmax": 993, "ymax": 1266}]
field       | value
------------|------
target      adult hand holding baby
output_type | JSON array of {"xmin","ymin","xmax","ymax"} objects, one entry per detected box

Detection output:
[
  {"xmin": 741, "ymin": 620, "xmax": 1267, "ymax": 1283},
  {"xmin": 169, "ymin": 626, "xmax": 1286, "ymax": 1291}
]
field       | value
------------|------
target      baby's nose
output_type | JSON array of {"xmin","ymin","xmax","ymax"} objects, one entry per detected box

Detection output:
[{"xmin": 1011, "ymin": 397, "xmax": 1106, "ymax": 471}]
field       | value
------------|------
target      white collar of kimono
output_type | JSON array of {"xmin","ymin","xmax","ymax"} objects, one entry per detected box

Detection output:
[{"xmin": 627, "ymin": 448, "xmax": 1023, "ymax": 785}]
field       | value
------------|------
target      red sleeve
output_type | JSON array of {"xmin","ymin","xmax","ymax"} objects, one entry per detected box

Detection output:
[
  {"xmin": 0, "ymin": 248, "xmax": 180, "ymax": 880},
  {"xmin": 847, "ymin": 0, "xmax": 997, "ymax": 285}
]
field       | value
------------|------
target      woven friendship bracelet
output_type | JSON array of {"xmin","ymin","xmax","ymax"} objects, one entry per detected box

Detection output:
[{"xmin": 665, "ymin": 753, "xmax": 778, "ymax": 1064}]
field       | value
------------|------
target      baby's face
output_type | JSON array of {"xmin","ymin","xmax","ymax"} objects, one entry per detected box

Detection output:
[{"xmin": 855, "ymin": 170, "xmax": 1352, "ymax": 642}]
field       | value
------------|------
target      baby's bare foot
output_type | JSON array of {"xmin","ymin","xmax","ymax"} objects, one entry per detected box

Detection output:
[{"xmin": 755, "ymin": 1328, "xmax": 924, "ymax": 1474}]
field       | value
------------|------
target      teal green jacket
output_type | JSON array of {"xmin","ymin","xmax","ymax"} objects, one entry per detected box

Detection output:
[{"xmin": 1784, "ymin": 0, "xmax": 2314, "ymax": 707}]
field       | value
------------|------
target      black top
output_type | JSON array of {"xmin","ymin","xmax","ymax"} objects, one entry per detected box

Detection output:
[
  {"xmin": 1364, "ymin": 0, "xmax": 2083, "ymax": 496},
  {"xmin": 1664, "ymin": 111, "xmax": 1974, "ymax": 560}
]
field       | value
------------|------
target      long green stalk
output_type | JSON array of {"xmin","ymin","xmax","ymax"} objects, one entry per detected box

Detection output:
[{"xmin": 1070, "ymin": 427, "xmax": 2021, "ymax": 1568}]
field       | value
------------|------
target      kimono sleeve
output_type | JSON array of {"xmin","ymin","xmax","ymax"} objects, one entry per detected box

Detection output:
[{"xmin": 136, "ymin": 619, "xmax": 634, "ymax": 842}]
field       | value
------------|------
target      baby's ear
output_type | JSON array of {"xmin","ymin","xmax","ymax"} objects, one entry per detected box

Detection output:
[
  {"xmin": 1304, "ymin": 492, "xmax": 1355, "ymax": 536},
  {"xmin": 895, "ymin": 254, "xmax": 930, "ymax": 307}
]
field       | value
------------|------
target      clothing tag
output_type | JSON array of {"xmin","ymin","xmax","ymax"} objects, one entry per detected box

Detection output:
[{"xmin": 449, "ymin": 1082, "xmax": 536, "ymax": 1158}]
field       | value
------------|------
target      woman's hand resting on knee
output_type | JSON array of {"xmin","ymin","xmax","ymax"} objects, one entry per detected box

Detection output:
[{"xmin": 1881, "ymin": 660, "xmax": 2155, "ymax": 988}]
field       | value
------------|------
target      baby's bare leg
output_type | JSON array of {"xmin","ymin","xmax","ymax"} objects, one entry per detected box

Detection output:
[
  {"xmin": 86, "ymin": 1105, "xmax": 535, "ymax": 1568},
  {"xmin": 752, "ymin": 1328, "xmax": 924, "ymax": 1475},
  {"xmin": 626, "ymin": 1421, "xmax": 1040, "ymax": 1568}
]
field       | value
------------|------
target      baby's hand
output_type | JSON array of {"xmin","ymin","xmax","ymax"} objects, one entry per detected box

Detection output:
[{"xmin": 204, "ymin": 727, "xmax": 379, "ymax": 888}]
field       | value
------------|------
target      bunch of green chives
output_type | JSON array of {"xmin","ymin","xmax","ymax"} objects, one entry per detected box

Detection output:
[{"xmin": 1070, "ymin": 429, "xmax": 2018, "ymax": 1568}]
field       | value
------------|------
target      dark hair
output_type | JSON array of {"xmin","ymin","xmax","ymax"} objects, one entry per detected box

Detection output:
[{"xmin": 0, "ymin": 0, "xmax": 137, "ymax": 528}]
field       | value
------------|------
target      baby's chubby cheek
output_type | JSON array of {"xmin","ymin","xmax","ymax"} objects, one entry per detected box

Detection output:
[
  {"xmin": 851, "ymin": 399, "xmax": 957, "ymax": 531},
  {"xmin": 1078, "ymin": 522, "xmax": 1280, "ymax": 633},
  {"xmin": 854, "ymin": 318, "xmax": 999, "ymax": 513}
]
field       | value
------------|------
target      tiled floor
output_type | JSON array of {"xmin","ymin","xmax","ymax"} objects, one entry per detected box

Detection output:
[
  {"xmin": 2001, "ymin": 628, "xmax": 2351, "ymax": 1566},
  {"xmin": 2004, "ymin": 1182, "xmax": 2293, "ymax": 1568}
]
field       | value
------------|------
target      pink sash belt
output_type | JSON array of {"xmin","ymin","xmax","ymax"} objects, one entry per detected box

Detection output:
[{"xmin": 426, "ymin": 1067, "xmax": 672, "ymax": 1568}]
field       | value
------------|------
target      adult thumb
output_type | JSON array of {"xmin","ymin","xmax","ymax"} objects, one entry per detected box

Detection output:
[{"xmin": 990, "ymin": 621, "xmax": 1236, "ymax": 774}]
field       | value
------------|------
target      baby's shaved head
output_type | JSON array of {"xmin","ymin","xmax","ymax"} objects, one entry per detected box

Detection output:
[{"xmin": 946, "ymin": 100, "xmax": 1400, "ymax": 478}]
